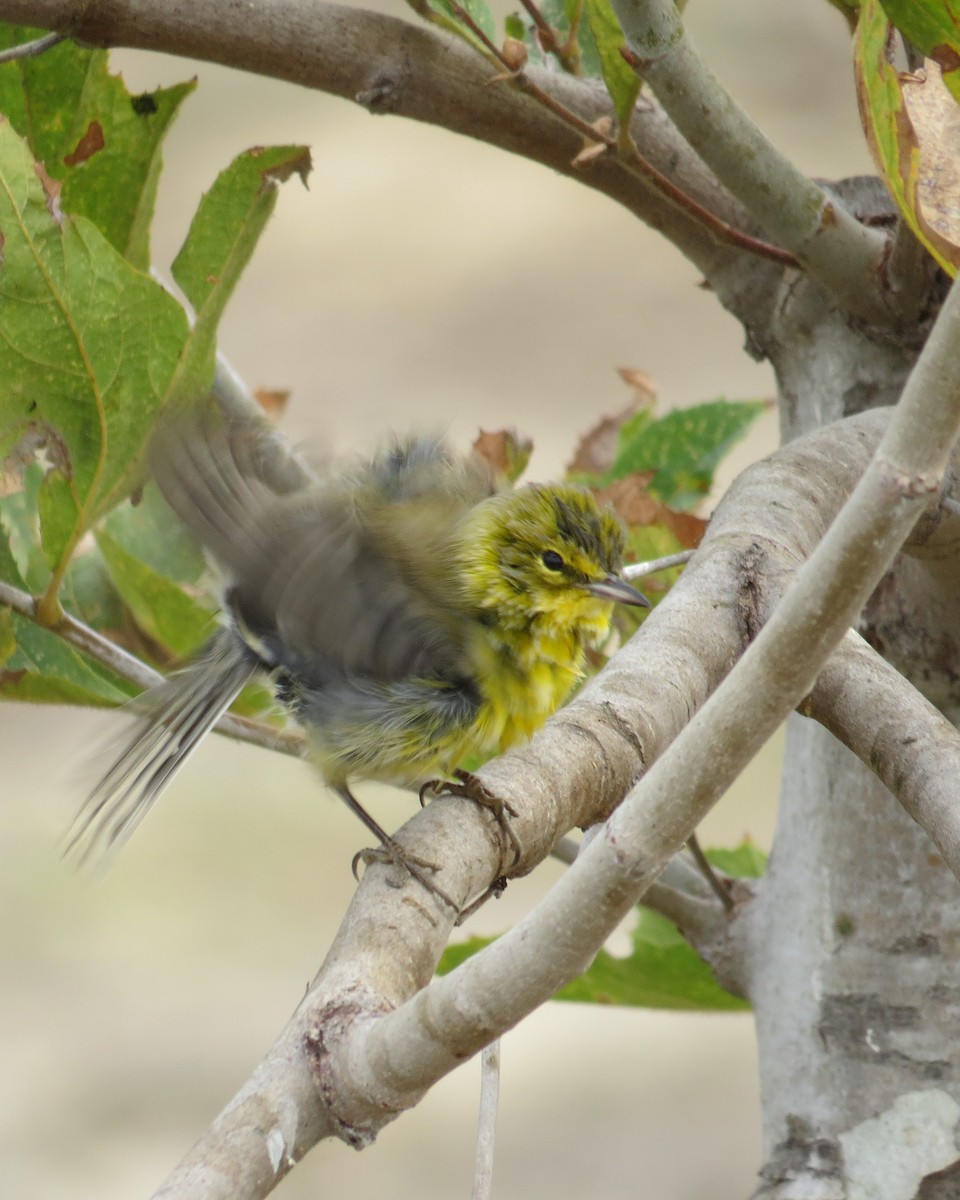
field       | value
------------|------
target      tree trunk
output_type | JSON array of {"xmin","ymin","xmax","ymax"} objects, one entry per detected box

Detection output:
[
  {"xmin": 747, "ymin": 719, "xmax": 960, "ymax": 1198},
  {"xmin": 741, "ymin": 180, "xmax": 960, "ymax": 1194}
]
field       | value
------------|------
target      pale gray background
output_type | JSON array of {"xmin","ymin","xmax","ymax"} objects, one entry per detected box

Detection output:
[{"xmin": 1, "ymin": 2, "xmax": 872, "ymax": 1197}]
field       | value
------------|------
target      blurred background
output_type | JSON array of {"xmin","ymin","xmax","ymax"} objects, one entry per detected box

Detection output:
[{"xmin": 1, "ymin": 1, "xmax": 874, "ymax": 1197}]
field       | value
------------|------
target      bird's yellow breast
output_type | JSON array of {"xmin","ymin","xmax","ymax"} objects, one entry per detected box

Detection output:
[{"xmin": 464, "ymin": 599, "xmax": 613, "ymax": 759}]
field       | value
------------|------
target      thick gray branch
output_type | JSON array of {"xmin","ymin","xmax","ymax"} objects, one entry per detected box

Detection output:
[
  {"xmin": 9, "ymin": 0, "xmax": 751, "ymax": 280},
  {"xmin": 150, "ymin": 391, "xmax": 960, "ymax": 1199},
  {"xmin": 611, "ymin": 0, "xmax": 895, "ymax": 326},
  {"xmin": 805, "ymin": 629, "xmax": 960, "ymax": 879}
]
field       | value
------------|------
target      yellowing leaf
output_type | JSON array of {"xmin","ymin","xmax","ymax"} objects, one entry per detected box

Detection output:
[
  {"xmin": 902, "ymin": 62, "xmax": 960, "ymax": 253},
  {"xmin": 855, "ymin": 0, "xmax": 960, "ymax": 274}
]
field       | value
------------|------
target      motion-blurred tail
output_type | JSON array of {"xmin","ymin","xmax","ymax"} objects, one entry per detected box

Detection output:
[{"xmin": 66, "ymin": 630, "xmax": 258, "ymax": 865}]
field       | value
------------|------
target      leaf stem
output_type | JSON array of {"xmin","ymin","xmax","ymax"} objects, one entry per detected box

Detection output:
[
  {"xmin": 440, "ymin": 0, "xmax": 797, "ymax": 267},
  {"xmin": 612, "ymin": 0, "xmax": 893, "ymax": 322}
]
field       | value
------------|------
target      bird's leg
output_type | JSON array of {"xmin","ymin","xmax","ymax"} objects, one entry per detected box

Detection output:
[{"xmin": 335, "ymin": 785, "xmax": 459, "ymax": 912}]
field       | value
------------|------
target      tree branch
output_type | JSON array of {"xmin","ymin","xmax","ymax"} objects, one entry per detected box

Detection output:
[
  {"xmin": 804, "ymin": 629, "xmax": 960, "ymax": 881},
  {"xmin": 149, "ymin": 364, "xmax": 960, "ymax": 1199},
  {"xmin": 0, "ymin": 27, "xmax": 64, "ymax": 61},
  {"xmin": 0, "ymin": 576, "xmax": 305, "ymax": 757},
  {"xmin": 612, "ymin": 0, "xmax": 897, "ymax": 326},
  {"xmin": 11, "ymin": 0, "xmax": 761, "ymax": 281}
]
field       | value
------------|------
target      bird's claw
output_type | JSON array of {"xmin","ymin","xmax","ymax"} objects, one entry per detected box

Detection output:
[
  {"xmin": 422, "ymin": 768, "xmax": 522, "ymax": 873},
  {"xmin": 351, "ymin": 839, "xmax": 458, "ymax": 911}
]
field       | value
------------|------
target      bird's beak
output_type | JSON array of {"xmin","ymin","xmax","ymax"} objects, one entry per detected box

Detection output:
[{"xmin": 586, "ymin": 574, "xmax": 651, "ymax": 608}]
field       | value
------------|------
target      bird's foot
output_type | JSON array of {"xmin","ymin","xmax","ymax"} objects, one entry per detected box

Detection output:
[
  {"xmin": 422, "ymin": 768, "xmax": 522, "ymax": 875},
  {"xmin": 352, "ymin": 839, "xmax": 458, "ymax": 912}
]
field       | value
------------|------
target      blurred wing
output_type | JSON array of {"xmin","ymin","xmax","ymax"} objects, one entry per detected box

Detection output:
[{"xmin": 151, "ymin": 412, "xmax": 481, "ymax": 685}]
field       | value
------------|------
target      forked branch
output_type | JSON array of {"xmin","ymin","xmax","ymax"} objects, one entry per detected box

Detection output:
[{"xmin": 151, "ymin": 256, "xmax": 960, "ymax": 1198}]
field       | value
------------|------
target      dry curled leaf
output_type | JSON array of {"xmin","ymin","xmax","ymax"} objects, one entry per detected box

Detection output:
[
  {"xmin": 472, "ymin": 428, "xmax": 533, "ymax": 482},
  {"xmin": 63, "ymin": 120, "xmax": 105, "ymax": 168},
  {"xmin": 616, "ymin": 366, "xmax": 658, "ymax": 407},
  {"xmin": 253, "ymin": 388, "xmax": 291, "ymax": 420},
  {"xmin": 568, "ymin": 405, "xmax": 637, "ymax": 475},
  {"xmin": 595, "ymin": 474, "xmax": 707, "ymax": 549}
]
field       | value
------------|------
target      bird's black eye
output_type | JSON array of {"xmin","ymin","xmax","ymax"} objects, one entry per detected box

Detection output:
[{"xmin": 541, "ymin": 550, "xmax": 565, "ymax": 571}]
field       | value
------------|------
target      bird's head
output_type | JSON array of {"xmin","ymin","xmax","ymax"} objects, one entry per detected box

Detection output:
[{"xmin": 459, "ymin": 483, "xmax": 649, "ymax": 644}]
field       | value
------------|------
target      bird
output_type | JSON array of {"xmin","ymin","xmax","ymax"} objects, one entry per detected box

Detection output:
[{"xmin": 70, "ymin": 404, "xmax": 649, "ymax": 900}]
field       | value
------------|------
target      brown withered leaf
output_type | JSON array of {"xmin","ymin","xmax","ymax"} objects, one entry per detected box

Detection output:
[
  {"xmin": 595, "ymin": 474, "xmax": 707, "ymax": 549},
  {"xmin": 659, "ymin": 507, "xmax": 707, "ymax": 549},
  {"xmin": 568, "ymin": 405, "xmax": 637, "ymax": 475},
  {"xmin": 616, "ymin": 366, "xmax": 658, "ymax": 407},
  {"xmin": 472, "ymin": 428, "xmax": 532, "ymax": 482},
  {"xmin": 594, "ymin": 474, "xmax": 658, "ymax": 525},
  {"xmin": 253, "ymin": 388, "xmax": 291, "ymax": 420}
]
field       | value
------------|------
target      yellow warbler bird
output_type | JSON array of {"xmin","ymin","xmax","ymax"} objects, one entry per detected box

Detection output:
[{"xmin": 72, "ymin": 406, "xmax": 648, "ymax": 892}]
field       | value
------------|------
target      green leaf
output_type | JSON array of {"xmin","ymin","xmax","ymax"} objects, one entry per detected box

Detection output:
[
  {"xmin": 96, "ymin": 526, "xmax": 216, "ymax": 658},
  {"xmin": 439, "ymin": 910, "xmax": 748, "ymax": 1011},
  {"xmin": 430, "ymin": 0, "xmax": 496, "ymax": 42},
  {"xmin": 609, "ymin": 399, "xmax": 766, "ymax": 508},
  {"xmin": 855, "ymin": 0, "xmax": 960, "ymax": 275},
  {"xmin": 0, "ymin": 462, "xmax": 45, "ymax": 590},
  {"xmin": 706, "ymin": 839, "xmax": 767, "ymax": 880},
  {"xmin": 504, "ymin": 11, "xmax": 525, "ymax": 39},
  {"xmin": 60, "ymin": 544, "xmax": 127, "ymax": 635},
  {"xmin": 584, "ymin": 0, "xmax": 640, "ymax": 123},
  {"xmin": 0, "ymin": 25, "xmax": 195, "ymax": 268},
  {"xmin": 38, "ymin": 472, "xmax": 78, "ymax": 568},
  {"xmin": 96, "ymin": 485, "xmax": 217, "ymax": 658},
  {"xmin": 440, "ymin": 839, "xmax": 765, "ymax": 1008},
  {"xmin": 169, "ymin": 144, "xmax": 312, "ymax": 402},
  {"xmin": 878, "ymin": 0, "xmax": 960, "ymax": 103},
  {"xmin": 437, "ymin": 935, "xmax": 496, "ymax": 976},
  {"xmin": 0, "ymin": 608, "xmax": 134, "ymax": 705},
  {"xmin": 534, "ymin": 0, "xmax": 604, "ymax": 76},
  {"xmin": 0, "ymin": 118, "xmax": 190, "ymax": 577},
  {"xmin": 556, "ymin": 907, "xmax": 748, "ymax": 1010}
]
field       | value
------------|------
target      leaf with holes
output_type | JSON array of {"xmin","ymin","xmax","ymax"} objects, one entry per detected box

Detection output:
[
  {"xmin": 0, "ymin": 24, "xmax": 194, "ymax": 268},
  {"xmin": 0, "ymin": 118, "xmax": 190, "ymax": 586}
]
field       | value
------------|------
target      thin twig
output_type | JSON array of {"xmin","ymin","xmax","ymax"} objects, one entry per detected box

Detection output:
[
  {"xmin": 0, "ymin": 576, "xmax": 305, "ymax": 757},
  {"xmin": 518, "ymin": 0, "xmax": 555, "ymax": 46},
  {"xmin": 686, "ymin": 831, "xmax": 734, "ymax": 912},
  {"xmin": 0, "ymin": 30, "xmax": 65, "ymax": 63},
  {"xmin": 616, "ymin": 131, "xmax": 799, "ymax": 267},
  {"xmin": 613, "ymin": 0, "xmax": 892, "ymax": 323},
  {"xmin": 472, "ymin": 1040, "xmax": 500, "ymax": 1200},
  {"xmin": 623, "ymin": 549, "xmax": 693, "ymax": 579},
  {"xmin": 441, "ymin": 0, "xmax": 797, "ymax": 268}
]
